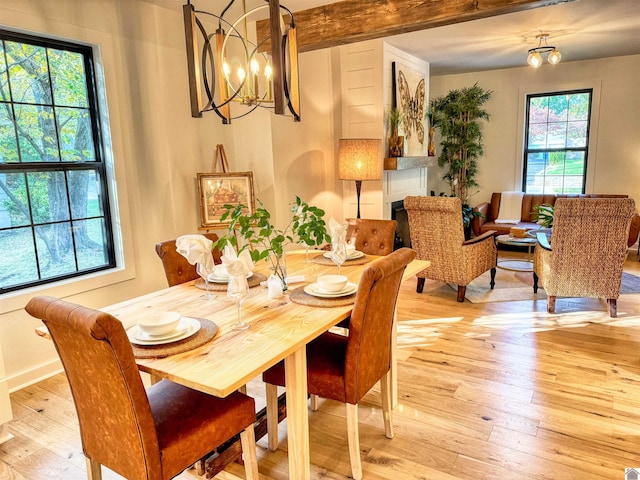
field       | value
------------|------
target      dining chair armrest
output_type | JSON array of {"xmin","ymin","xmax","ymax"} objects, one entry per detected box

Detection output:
[
  {"xmin": 463, "ymin": 230, "xmax": 496, "ymax": 246},
  {"xmin": 536, "ymin": 232, "xmax": 552, "ymax": 251}
]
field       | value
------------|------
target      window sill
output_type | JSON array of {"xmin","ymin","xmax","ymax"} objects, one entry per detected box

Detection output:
[{"xmin": 0, "ymin": 264, "xmax": 136, "ymax": 314}]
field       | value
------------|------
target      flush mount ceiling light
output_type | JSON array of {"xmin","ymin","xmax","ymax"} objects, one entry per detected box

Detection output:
[
  {"xmin": 527, "ymin": 32, "xmax": 562, "ymax": 68},
  {"xmin": 183, "ymin": 0, "xmax": 300, "ymax": 124}
]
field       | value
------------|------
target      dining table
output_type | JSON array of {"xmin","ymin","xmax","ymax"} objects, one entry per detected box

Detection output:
[{"xmin": 37, "ymin": 250, "xmax": 428, "ymax": 479}]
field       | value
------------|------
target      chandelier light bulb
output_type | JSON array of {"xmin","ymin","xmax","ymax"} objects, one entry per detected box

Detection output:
[
  {"xmin": 250, "ymin": 58, "xmax": 259, "ymax": 75},
  {"xmin": 264, "ymin": 64, "xmax": 272, "ymax": 79},
  {"xmin": 237, "ymin": 66, "xmax": 246, "ymax": 82},
  {"xmin": 222, "ymin": 62, "xmax": 231, "ymax": 78},
  {"xmin": 527, "ymin": 51, "xmax": 543, "ymax": 68},
  {"xmin": 548, "ymin": 49, "xmax": 562, "ymax": 65}
]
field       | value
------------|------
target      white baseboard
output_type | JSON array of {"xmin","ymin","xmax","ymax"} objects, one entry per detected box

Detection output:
[{"xmin": 7, "ymin": 359, "xmax": 63, "ymax": 393}]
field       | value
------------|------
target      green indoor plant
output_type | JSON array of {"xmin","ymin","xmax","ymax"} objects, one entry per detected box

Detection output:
[
  {"xmin": 532, "ymin": 204, "xmax": 554, "ymax": 228},
  {"xmin": 429, "ymin": 83, "xmax": 492, "ymax": 235},
  {"xmin": 385, "ymin": 107, "xmax": 405, "ymax": 157},
  {"xmin": 212, "ymin": 196, "xmax": 330, "ymax": 291}
]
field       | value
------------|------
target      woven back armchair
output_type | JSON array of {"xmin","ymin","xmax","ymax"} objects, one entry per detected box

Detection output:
[
  {"xmin": 405, "ymin": 196, "xmax": 497, "ymax": 302},
  {"xmin": 533, "ymin": 197, "xmax": 635, "ymax": 317}
]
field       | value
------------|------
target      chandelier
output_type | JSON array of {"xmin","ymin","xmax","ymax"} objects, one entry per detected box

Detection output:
[
  {"xmin": 527, "ymin": 33, "xmax": 562, "ymax": 68},
  {"xmin": 183, "ymin": 0, "xmax": 300, "ymax": 124}
]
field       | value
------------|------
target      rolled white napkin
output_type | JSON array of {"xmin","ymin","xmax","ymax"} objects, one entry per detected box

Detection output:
[
  {"xmin": 175, "ymin": 234, "xmax": 214, "ymax": 271},
  {"xmin": 220, "ymin": 245, "xmax": 254, "ymax": 274},
  {"xmin": 329, "ymin": 217, "xmax": 347, "ymax": 245}
]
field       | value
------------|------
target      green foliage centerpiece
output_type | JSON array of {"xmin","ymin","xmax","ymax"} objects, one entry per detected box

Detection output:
[{"xmin": 213, "ymin": 196, "xmax": 330, "ymax": 291}]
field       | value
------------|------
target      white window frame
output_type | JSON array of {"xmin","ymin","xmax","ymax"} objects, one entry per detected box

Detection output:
[
  {"xmin": 515, "ymin": 80, "xmax": 602, "ymax": 194},
  {"xmin": 0, "ymin": 31, "xmax": 135, "ymax": 314}
]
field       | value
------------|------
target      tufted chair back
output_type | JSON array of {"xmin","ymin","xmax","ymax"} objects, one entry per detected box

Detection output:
[
  {"xmin": 155, "ymin": 233, "xmax": 222, "ymax": 287},
  {"xmin": 345, "ymin": 218, "xmax": 397, "ymax": 256}
]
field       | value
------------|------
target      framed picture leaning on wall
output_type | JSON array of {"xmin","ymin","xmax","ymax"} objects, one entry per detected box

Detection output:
[{"xmin": 197, "ymin": 171, "xmax": 255, "ymax": 228}]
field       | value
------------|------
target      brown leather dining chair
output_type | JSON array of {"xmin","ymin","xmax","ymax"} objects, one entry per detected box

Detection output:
[
  {"xmin": 155, "ymin": 233, "xmax": 222, "ymax": 287},
  {"xmin": 25, "ymin": 296, "xmax": 259, "ymax": 480},
  {"xmin": 345, "ymin": 217, "xmax": 397, "ymax": 256},
  {"xmin": 262, "ymin": 248, "xmax": 416, "ymax": 480}
]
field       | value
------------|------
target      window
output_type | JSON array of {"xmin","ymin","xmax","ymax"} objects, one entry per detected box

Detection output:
[
  {"xmin": 522, "ymin": 89, "xmax": 592, "ymax": 194},
  {"xmin": 0, "ymin": 30, "xmax": 115, "ymax": 294}
]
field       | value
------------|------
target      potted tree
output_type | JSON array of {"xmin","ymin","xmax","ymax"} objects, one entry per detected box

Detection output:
[{"xmin": 429, "ymin": 83, "xmax": 492, "ymax": 237}]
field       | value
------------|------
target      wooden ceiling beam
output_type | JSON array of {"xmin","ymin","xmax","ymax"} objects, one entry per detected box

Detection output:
[{"xmin": 257, "ymin": 0, "xmax": 576, "ymax": 53}]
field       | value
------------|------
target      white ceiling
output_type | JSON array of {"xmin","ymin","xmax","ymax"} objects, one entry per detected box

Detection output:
[{"xmin": 292, "ymin": 0, "xmax": 640, "ymax": 75}]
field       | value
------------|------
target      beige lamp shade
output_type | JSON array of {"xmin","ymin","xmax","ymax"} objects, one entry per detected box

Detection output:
[{"xmin": 338, "ymin": 139, "xmax": 383, "ymax": 181}]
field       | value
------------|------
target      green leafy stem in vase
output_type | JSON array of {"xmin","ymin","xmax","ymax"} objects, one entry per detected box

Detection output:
[{"xmin": 212, "ymin": 196, "xmax": 330, "ymax": 288}]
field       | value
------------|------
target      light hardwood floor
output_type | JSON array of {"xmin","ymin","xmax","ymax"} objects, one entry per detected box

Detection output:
[{"xmin": 3, "ymin": 250, "xmax": 640, "ymax": 479}]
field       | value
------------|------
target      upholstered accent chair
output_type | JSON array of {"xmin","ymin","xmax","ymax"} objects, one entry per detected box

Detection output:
[
  {"xmin": 345, "ymin": 218, "xmax": 397, "ymax": 256},
  {"xmin": 262, "ymin": 248, "xmax": 416, "ymax": 480},
  {"xmin": 155, "ymin": 233, "xmax": 222, "ymax": 287},
  {"xmin": 25, "ymin": 296, "xmax": 259, "ymax": 480},
  {"xmin": 405, "ymin": 196, "xmax": 497, "ymax": 302},
  {"xmin": 533, "ymin": 198, "xmax": 635, "ymax": 317}
]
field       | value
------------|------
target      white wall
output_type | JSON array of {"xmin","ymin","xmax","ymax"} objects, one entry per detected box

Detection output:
[
  {"xmin": 0, "ymin": 0, "xmax": 337, "ymax": 391},
  {"xmin": 429, "ymin": 55, "xmax": 640, "ymax": 207}
]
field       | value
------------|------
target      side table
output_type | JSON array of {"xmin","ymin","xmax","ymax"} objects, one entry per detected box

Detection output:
[{"xmin": 495, "ymin": 234, "xmax": 537, "ymax": 272}]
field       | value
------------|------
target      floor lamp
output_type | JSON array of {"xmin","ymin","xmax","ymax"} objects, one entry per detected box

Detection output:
[{"xmin": 338, "ymin": 139, "xmax": 383, "ymax": 219}]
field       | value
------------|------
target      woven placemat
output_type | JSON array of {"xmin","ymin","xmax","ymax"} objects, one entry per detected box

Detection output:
[
  {"xmin": 131, "ymin": 318, "xmax": 218, "ymax": 359},
  {"xmin": 195, "ymin": 272, "xmax": 267, "ymax": 291},
  {"xmin": 311, "ymin": 254, "xmax": 372, "ymax": 266},
  {"xmin": 289, "ymin": 285, "xmax": 356, "ymax": 307}
]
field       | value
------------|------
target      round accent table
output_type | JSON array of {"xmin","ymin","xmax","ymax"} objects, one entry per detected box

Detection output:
[{"xmin": 495, "ymin": 234, "xmax": 537, "ymax": 272}]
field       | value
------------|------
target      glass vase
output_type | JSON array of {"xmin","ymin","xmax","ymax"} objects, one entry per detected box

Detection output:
[{"xmin": 268, "ymin": 251, "xmax": 288, "ymax": 292}]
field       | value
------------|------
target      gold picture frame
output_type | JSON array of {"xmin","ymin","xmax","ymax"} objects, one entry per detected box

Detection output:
[{"xmin": 197, "ymin": 171, "xmax": 255, "ymax": 228}]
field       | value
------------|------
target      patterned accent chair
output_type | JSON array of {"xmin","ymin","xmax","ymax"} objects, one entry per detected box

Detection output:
[
  {"xmin": 262, "ymin": 248, "xmax": 416, "ymax": 480},
  {"xmin": 533, "ymin": 198, "xmax": 635, "ymax": 317},
  {"xmin": 405, "ymin": 196, "xmax": 497, "ymax": 302},
  {"xmin": 345, "ymin": 218, "xmax": 397, "ymax": 256},
  {"xmin": 25, "ymin": 296, "xmax": 259, "ymax": 480},
  {"xmin": 155, "ymin": 233, "xmax": 222, "ymax": 287}
]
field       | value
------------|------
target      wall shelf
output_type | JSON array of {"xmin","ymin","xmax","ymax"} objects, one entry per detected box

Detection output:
[{"xmin": 384, "ymin": 156, "xmax": 436, "ymax": 171}]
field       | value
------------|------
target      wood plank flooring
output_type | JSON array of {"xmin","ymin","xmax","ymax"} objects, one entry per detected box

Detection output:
[{"xmin": 3, "ymin": 250, "xmax": 640, "ymax": 479}]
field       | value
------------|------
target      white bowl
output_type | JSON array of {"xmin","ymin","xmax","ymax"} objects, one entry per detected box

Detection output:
[
  {"xmin": 317, "ymin": 274, "xmax": 348, "ymax": 293},
  {"xmin": 138, "ymin": 312, "xmax": 181, "ymax": 336}
]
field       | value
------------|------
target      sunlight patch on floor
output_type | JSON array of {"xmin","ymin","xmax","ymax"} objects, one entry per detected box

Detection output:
[
  {"xmin": 397, "ymin": 317, "xmax": 463, "ymax": 348},
  {"xmin": 464, "ymin": 309, "xmax": 640, "ymax": 336}
]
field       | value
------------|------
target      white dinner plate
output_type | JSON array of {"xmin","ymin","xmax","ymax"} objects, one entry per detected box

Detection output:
[
  {"xmin": 208, "ymin": 271, "xmax": 254, "ymax": 283},
  {"xmin": 127, "ymin": 317, "xmax": 201, "ymax": 345},
  {"xmin": 322, "ymin": 250, "xmax": 364, "ymax": 260},
  {"xmin": 304, "ymin": 282, "xmax": 358, "ymax": 298}
]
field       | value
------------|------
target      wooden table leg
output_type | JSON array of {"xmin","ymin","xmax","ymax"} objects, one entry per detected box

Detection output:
[
  {"xmin": 390, "ymin": 309, "xmax": 398, "ymax": 408},
  {"xmin": 284, "ymin": 347, "xmax": 310, "ymax": 480}
]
